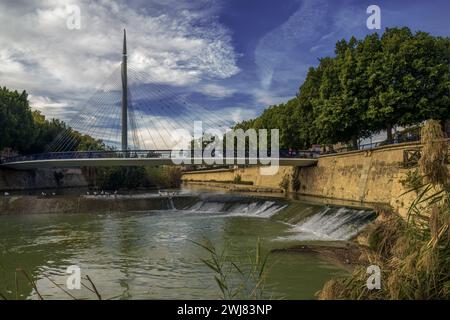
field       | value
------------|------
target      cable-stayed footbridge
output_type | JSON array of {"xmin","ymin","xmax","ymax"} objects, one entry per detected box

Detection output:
[{"xmin": 1, "ymin": 30, "xmax": 317, "ymax": 170}]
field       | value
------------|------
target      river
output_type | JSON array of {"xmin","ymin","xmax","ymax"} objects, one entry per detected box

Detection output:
[{"xmin": 0, "ymin": 189, "xmax": 375, "ymax": 300}]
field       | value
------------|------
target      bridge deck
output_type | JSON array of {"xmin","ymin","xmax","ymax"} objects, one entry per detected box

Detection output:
[{"xmin": 1, "ymin": 157, "xmax": 317, "ymax": 169}]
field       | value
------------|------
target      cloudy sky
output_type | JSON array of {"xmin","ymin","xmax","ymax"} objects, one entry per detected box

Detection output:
[{"xmin": 1, "ymin": 0, "xmax": 449, "ymax": 148}]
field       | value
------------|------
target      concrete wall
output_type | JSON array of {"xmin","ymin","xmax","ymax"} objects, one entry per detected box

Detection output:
[
  {"xmin": 296, "ymin": 145, "xmax": 406, "ymax": 203},
  {"xmin": 295, "ymin": 144, "xmax": 423, "ymax": 217},
  {"xmin": 0, "ymin": 167, "xmax": 90, "ymax": 191},
  {"xmin": 236, "ymin": 166, "xmax": 293, "ymax": 189},
  {"xmin": 0, "ymin": 195, "xmax": 199, "ymax": 215},
  {"xmin": 182, "ymin": 166, "xmax": 293, "ymax": 192},
  {"xmin": 182, "ymin": 141, "xmax": 443, "ymax": 217},
  {"xmin": 181, "ymin": 168, "xmax": 236, "ymax": 183}
]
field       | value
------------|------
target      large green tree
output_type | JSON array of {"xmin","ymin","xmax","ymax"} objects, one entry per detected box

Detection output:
[
  {"xmin": 0, "ymin": 87, "xmax": 35, "ymax": 153},
  {"xmin": 0, "ymin": 86, "xmax": 106, "ymax": 154},
  {"xmin": 236, "ymin": 27, "xmax": 449, "ymax": 148},
  {"xmin": 366, "ymin": 28, "xmax": 450, "ymax": 140},
  {"xmin": 29, "ymin": 110, "xmax": 67, "ymax": 153}
]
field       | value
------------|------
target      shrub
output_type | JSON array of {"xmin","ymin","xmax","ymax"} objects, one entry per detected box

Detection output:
[{"xmin": 279, "ymin": 174, "xmax": 290, "ymax": 191}]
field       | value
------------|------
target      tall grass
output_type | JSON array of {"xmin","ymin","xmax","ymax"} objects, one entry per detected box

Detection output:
[
  {"xmin": 0, "ymin": 268, "xmax": 103, "ymax": 300},
  {"xmin": 191, "ymin": 237, "xmax": 272, "ymax": 300},
  {"xmin": 317, "ymin": 120, "xmax": 450, "ymax": 300}
]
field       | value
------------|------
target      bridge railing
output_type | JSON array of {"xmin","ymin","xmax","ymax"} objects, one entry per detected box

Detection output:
[
  {"xmin": 0, "ymin": 149, "xmax": 320, "ymax": 164},
  {"xmin": 0, "ymin": 150, "xmax": 171, "ymax": 163}
]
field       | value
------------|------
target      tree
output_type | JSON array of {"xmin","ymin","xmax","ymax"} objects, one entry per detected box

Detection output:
[
  {"xmin": 366, "ymin": 28, "xmax": 450, "ymax": 139},
  {"xmin": 235, "ymin": 27, "xmax": 450, "ymax": 148},
  {"xmin": 0, "ymin": 87, "xmax": 35, "ymax": 153},
  {"xmin": 29, "ymin": 110, "xmax": 67, "ymax": 153},
  {"xmin": 0, "ymin": 86, "xmax": 108, "ymax": 154}
]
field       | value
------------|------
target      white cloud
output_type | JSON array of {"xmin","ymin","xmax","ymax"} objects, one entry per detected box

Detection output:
[
  {"xmin": 254, "ymin": 0, "xmax": 329, "ymax": 89},
  {"xmin": 196, "ymin": 84, "xmax": 236, "ymax": 98},
  {"xmin": 29, "ymin": 94, "xmax": 68, "ymax": 111},
  {"xmin": 251, "ymin": 88, "xmax": 290, "ymax": 107},
  {"xmin": 126, "ymin": 106, "xmax": 259, "ymax": 149},
  {"xmin": 226, "ymin": 107, "xmax": 258, "ymax": 124},
  {"xmin": 0, "ymin": 0, "xmax": 239, "ymax": 120}
]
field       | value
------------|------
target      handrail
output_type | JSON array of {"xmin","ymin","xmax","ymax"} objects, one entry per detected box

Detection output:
[
  {"xmin": 3, "ymin": 136, "xmax": 431, "ymax": 164},
  {"xmin": 0, "ymin": 149, "xmax": 320, "ymax": 164}
]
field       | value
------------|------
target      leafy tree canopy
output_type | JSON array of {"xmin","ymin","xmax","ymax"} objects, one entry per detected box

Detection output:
[
  {"xmin": 0, "ymin": 87, "xmax": 105, "ymax": 154},
  {"xmin": 235, "ymin": 27, "xmax": 450, "ymax": 149}
]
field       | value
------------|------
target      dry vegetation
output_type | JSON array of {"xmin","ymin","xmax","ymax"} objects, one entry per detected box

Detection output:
[{"xmin": 317, "ymin": 120, "xmax": 450, "ymax": 300}]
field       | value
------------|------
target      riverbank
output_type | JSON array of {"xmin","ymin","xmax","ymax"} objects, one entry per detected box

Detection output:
[
  {"xmin": 182, "ymin": 181, "xmax": 284, "ymax": 193},
  {"xmin": 0, "ymin": 166, "xmax": 182, "ymax": 192},
  {"xmin": 182, "ymin": 140, "xmax": 450, "ymax": 218},
  {"xmin": 272, "ymin": 242, "xmax": 362, "ymax": 272},
  {"xmin": 0, "ymin": 167, "xmax": 90, "ymax": 191}
]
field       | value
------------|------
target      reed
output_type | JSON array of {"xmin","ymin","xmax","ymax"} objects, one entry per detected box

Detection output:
[
  {"xmin": 0, "ymin": 268, "xmax": 103, "ymax": 300},
  {"xmin": 317, "ymin": 120, "xmax": 450, "ymax": 300},
  {"xmin": 191, "ymin": 237, "xmax": 272, "ymax": 300}
]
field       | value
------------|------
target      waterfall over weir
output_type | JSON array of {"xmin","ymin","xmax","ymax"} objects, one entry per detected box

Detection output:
[
  {"xmin": 172, "ymin": 194, "xmax": 375, "ymax": 241},
  {"xmin": 277, "ymin": 206, "xmax": 375, "ymax": 241}
]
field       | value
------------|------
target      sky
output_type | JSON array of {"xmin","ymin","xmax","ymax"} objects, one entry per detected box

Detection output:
[{"xmin": 1, "ymin": 0, "xmax": 449, "ymax": 148}]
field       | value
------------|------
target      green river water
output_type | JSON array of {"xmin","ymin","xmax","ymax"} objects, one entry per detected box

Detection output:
[{"xmin": 0, "ymin": 190, "xmax": 374, "ymax": 300}]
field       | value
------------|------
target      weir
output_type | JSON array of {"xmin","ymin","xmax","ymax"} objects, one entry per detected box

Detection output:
[
  {"xmin": 182, "ymin": 140, "xmax": 450, "ymax": 216},
  {"xmin": 0, "ymin": 190, "xmax": 375, "ymax": 242},
  {"xmin": 179, "ymin": 194, "xmax": 375, "ymax": 241},
  {"xmin": 0, "ymin": 190, "xmax": 356, "ymax": 299}
]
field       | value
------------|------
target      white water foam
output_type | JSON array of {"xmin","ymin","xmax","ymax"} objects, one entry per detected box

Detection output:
[
  {"xmin": 185, "ymin": 200, "xmax": 286, "ymax": 218},
  {"xmin": 175, "ymin": 197, "xmax": 373, "ymax": 241},
  {"xmin": 226, "ymin": 201, "xmax": 287, "ymax": 218},
  {"xmin": 277, "ymin": 207, "xmax": 373, "ymax": 241},
  {"xmin": 188, "ymin": 201, "xmax": 226, "ymax": 213}
]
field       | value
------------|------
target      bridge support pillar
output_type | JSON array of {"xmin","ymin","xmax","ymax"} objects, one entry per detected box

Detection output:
[{"xmin": 121, "ymin": 29, "xmax": 128, "ymax": 153}]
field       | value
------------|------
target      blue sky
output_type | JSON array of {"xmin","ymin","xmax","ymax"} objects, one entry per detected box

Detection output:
[
  {"xmin": 213, "ymin": 0, "xmax": 449, "ymax": 108},
  {"xmin": 0, "ymin": 0, "xmax": 449, "ymax": 148}
]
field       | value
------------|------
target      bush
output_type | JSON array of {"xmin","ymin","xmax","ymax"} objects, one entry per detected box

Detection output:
[
  {"xmin": 96, "ymin": 166, "xmax": 147, "ymax": 190},
  {"xmin": 399, "ymin": 169, "xmax": 422, "ymax": 193},
  {"xmin": 291, "ymin": 167, "xmax": 301, "ymax": 192},
  {"xmin": 96, "ymin": 166, "xmax": 183, "ymax": 190},
  {"xmin": 279, "ymin": 174, "xmax": 289, "ymax": 191}
]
